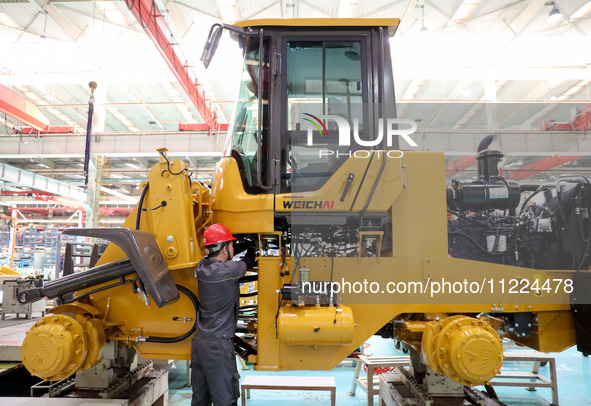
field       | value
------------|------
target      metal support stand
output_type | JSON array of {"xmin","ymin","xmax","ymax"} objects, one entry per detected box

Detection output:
[
  {"xmin": 378, "ymin": 348, "xmax": 508, "ymax": 406},
  {"xmin": 490, "ymin": 351, "xmax": 559, "ymax": 406},
  {"xmin": 379, "ymin": 368, "xmax": 508, "ymax": 406}
]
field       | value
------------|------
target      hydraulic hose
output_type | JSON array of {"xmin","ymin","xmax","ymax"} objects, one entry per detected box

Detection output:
[
  {"xmin": 135, "ymin": 181, "xmax": 150, "ymax": 230},
  {"xmin": 144, "ymin": 285, "xmax": 200, "ymax": 343}
]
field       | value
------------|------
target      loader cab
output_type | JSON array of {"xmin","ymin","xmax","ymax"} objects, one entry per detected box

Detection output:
[{"xmin": 204, "ymin": 19, "xmax": 400, "ymax": 195}]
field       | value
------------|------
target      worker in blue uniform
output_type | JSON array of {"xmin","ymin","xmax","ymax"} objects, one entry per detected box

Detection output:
[{"xmin": 191, "ymin": 223, "xmax": 256, "ymax": 406}]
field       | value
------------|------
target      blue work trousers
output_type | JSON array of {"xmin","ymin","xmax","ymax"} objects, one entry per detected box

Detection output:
[{"xmin": 191, "ymin": 334, "xmax": 240, "ymax": 406}]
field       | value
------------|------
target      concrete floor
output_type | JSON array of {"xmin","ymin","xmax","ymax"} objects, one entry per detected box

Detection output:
[{"xmin": 168, "ymin": 336, "xmax": 591, "ymax": 406}]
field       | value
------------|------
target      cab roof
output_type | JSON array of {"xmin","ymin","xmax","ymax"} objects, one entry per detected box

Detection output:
[{"xmin": 234, "ymin": 18, "xmax": 400, "ymax": 37}]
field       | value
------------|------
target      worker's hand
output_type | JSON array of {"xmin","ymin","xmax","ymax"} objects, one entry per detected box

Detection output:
[
  {"xmin": 235, "ymin": 238, "xmax": 256, "ymax": 254},
  {"xmin": 243, "ymin": 247, "xmax": 257, "ymax": 269},
  {"xmin": 244, "ymin": 247, "xmax": 256, "ymax": 261}
]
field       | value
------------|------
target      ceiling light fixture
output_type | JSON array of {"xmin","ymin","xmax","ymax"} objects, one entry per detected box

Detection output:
[
  {"xmin": 40, "ymin": 11, "xmax": 47, "ymax": 40},
  {"xmin": 420, "ymin": 4, "xmax": 428, "ymax": 32},
  {"xmin": 547, "ymin": 3, "xmax": 563, "ymax": 23}
]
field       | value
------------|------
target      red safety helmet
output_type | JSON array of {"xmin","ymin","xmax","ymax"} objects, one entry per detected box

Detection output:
[{"xmin": 203, "ymin": 223, "xmax": 237, "ymax": 246}]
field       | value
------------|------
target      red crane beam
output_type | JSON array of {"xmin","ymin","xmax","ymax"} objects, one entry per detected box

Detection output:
[
  {"xmin": 19, "ymin": 125, "xmax": 78, "ymax": 135},
  {"xmin": 542, "ymin": 103, "xmax": 591, "ymax": 132},
  {"xmin": 0, "ymin": 84, "xmax": 50, "ymax": 131},
  {"xmin": 445, "ymin": 155, "xmax": 477, "ymax": 178},
  {"xmin": 179, "ymin": 122, "xmax": 229, "ymax": 131},
  {"xmin": 507, "ymin": 156, "xmax": 583, "ymax": 180},
  {"xmin": 124, "ymin": 0, "xmax": 222, "ymax": 131},
  {"xmin": 10, "ymin": 206, "xmax": 133, "ymax": 216}
]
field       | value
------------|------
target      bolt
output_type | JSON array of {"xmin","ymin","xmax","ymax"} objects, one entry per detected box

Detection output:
[
  {"xmin": 528, "ymin": 323, "xmax": 531, "ymax": 327},
  {"xmin": 515, "ymin": 305, "xmax": 519, "ymax": 310},
  {"xmin": 150, "ymin": 254, "xmax": 162, "ymax": 264},
  {"xmin": 144, "ymin": 246, "xmax": 152, "ymax": 254},
  {"xmin": 515, "ymin": 323, "xmax": 519, "ymax": 327},
  {"xmin": 167, "ymin": 235, "xmax": 174, "ymax": 242}
]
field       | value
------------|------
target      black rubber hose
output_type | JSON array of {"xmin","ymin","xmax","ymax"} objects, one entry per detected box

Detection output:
[
  {"xmin": 145, "ymin": 285, "xmax": 200, "ymax": 343},
  {"xmin": 519, "ymin": 185, "xmax": 548, "ymax": 215},
  {"xmin": 135, "ymin": 182, "xmax": 150, "ymax": 230},
  {"xmin": 520, "ymin": 184, "xmax": 544, "ymax": 192}
]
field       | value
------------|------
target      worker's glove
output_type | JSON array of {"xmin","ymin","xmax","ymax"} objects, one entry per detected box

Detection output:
[
  {"xmin": 242, "ymin": 247, "xmax": 257, "ymax": 269},
  {"xmin": 235, "ymin": 238, "xmax": 256, "ymax": 253}
]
